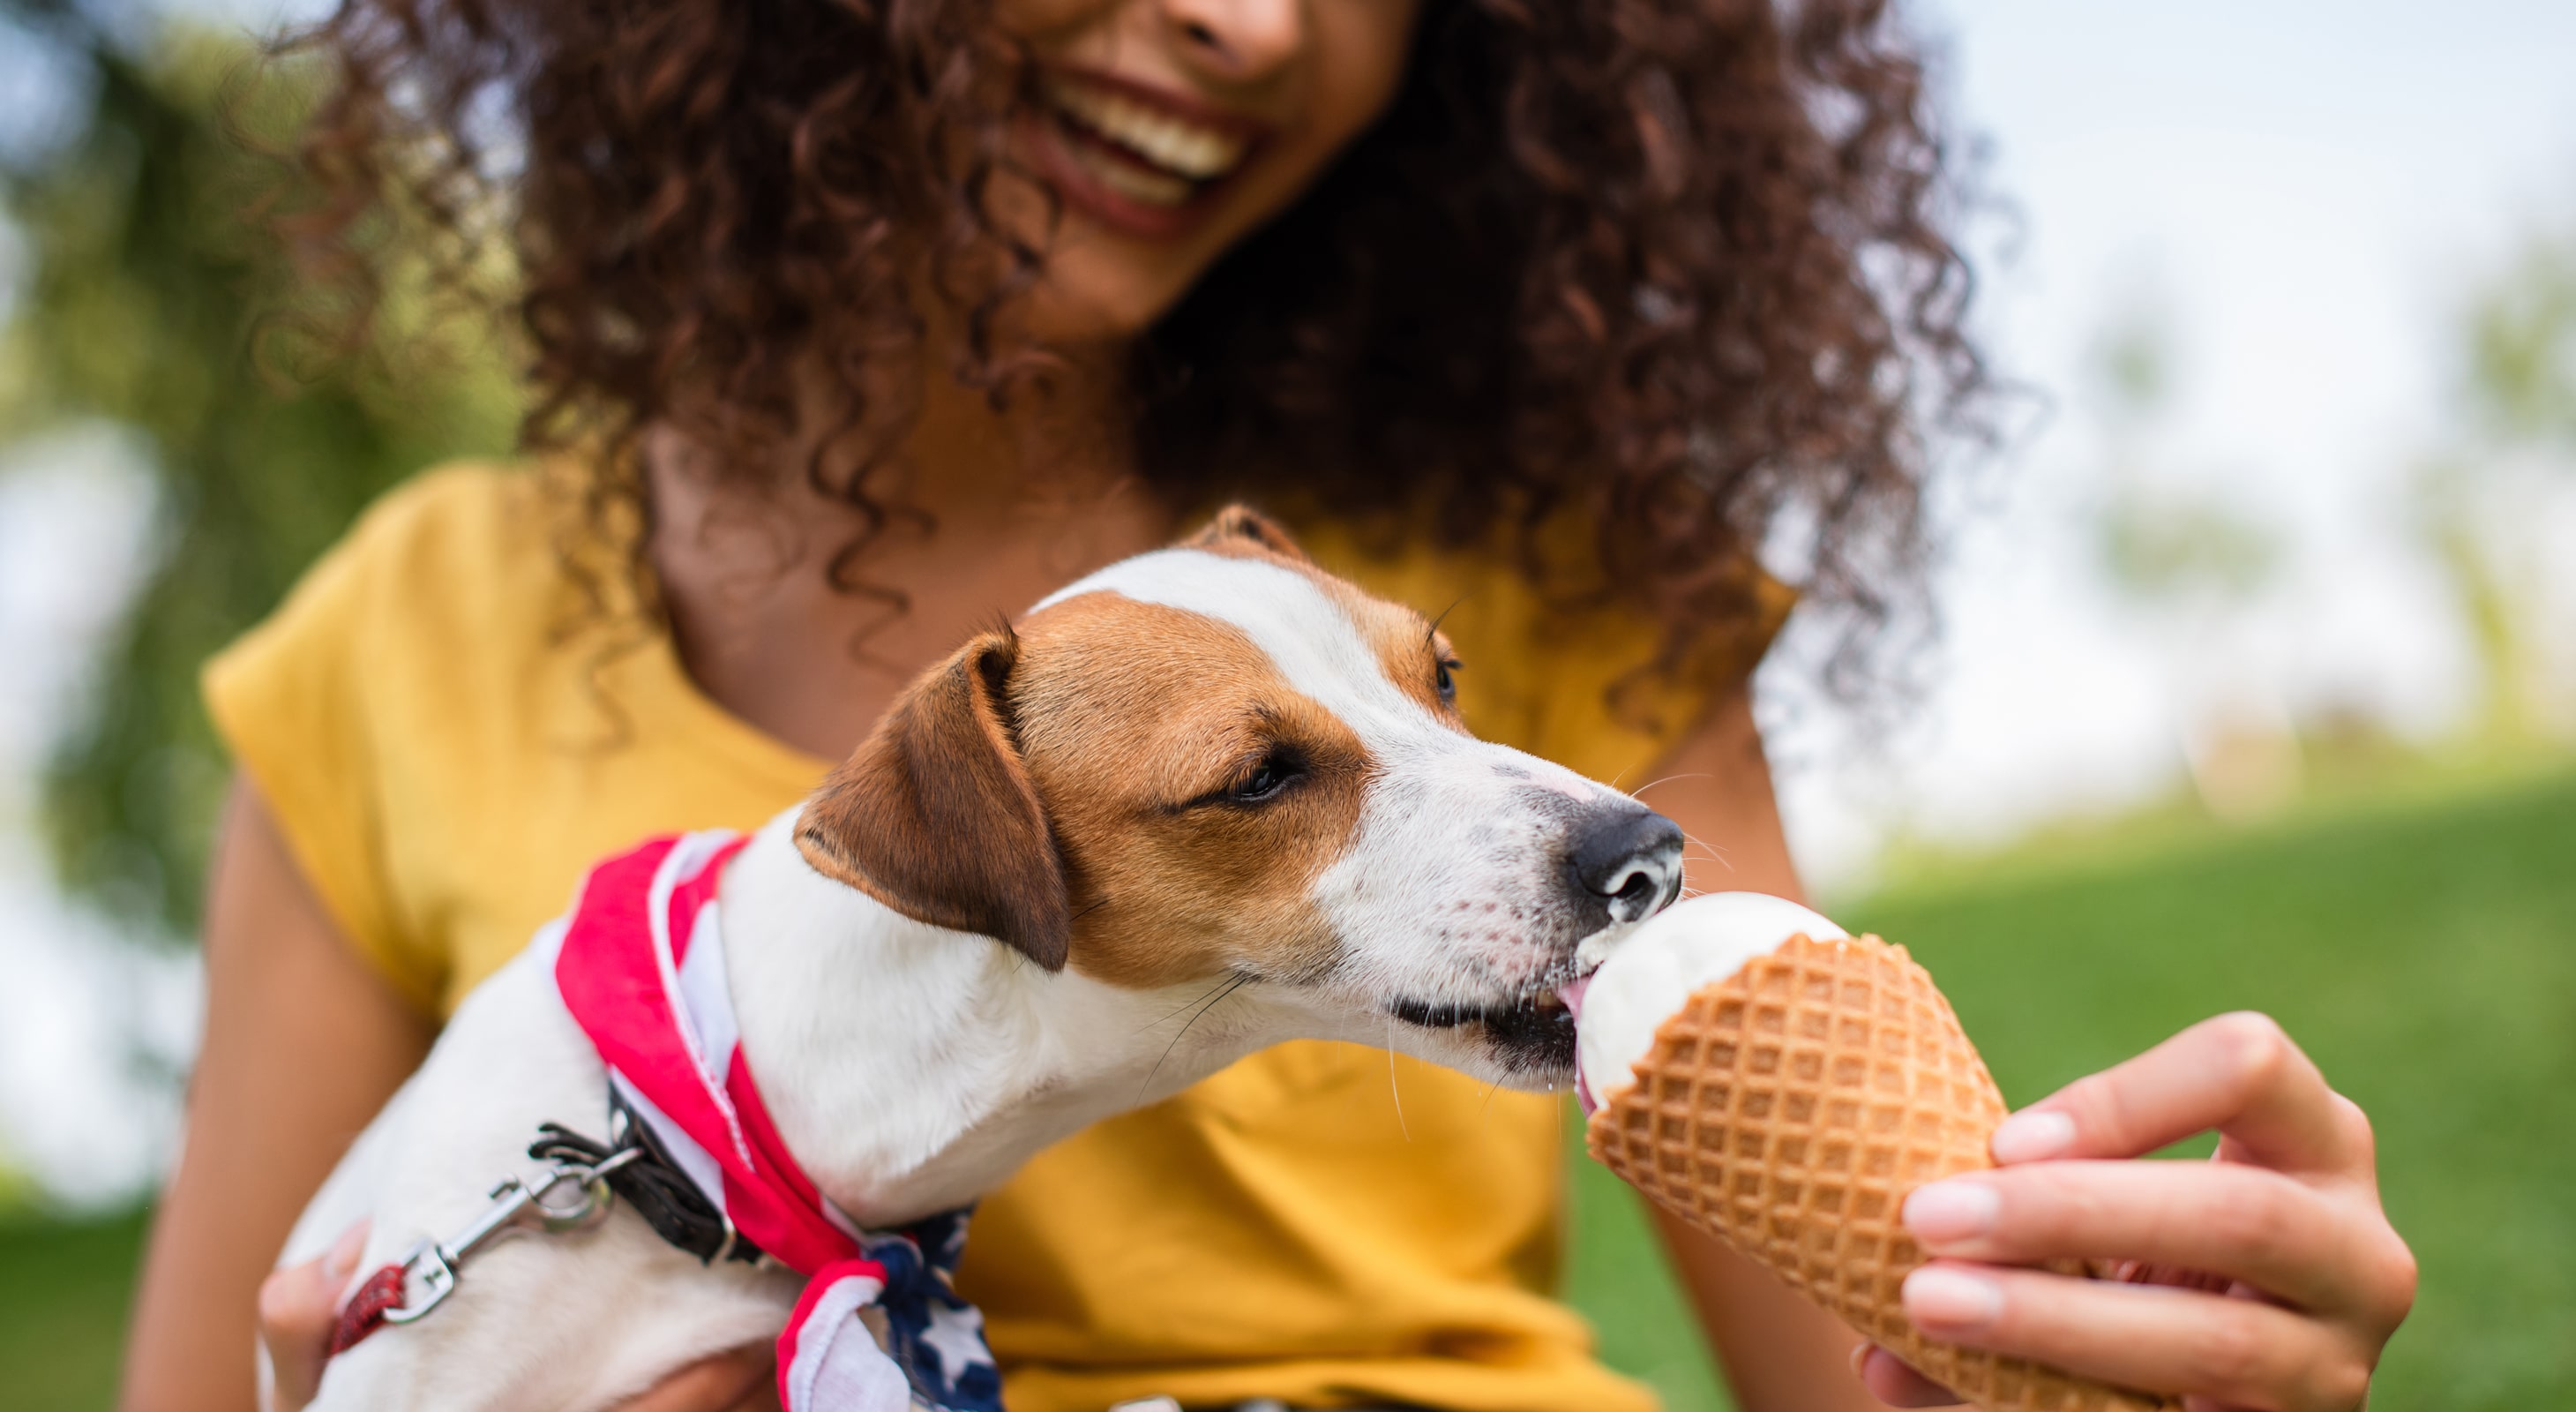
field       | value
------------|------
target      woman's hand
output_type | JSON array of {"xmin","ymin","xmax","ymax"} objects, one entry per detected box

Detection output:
[
  {"xmin": 1857, "ymin": 1012, "xmax": 2415, "ymax": 1412},
  {"xmin": 255, "ymin": 1223, "xmax": 781, "ymax": 1412}
]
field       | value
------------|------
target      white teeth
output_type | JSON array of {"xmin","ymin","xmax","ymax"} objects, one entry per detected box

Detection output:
[{"xmin": 1045, "ymin": 76, "xmax": 1248, "ymax": 184}]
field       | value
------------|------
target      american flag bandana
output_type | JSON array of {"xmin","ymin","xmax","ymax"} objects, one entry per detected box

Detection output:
[{"xmin": 554, "ymin": 830, "xmax": 1004, "ymax": 1412}]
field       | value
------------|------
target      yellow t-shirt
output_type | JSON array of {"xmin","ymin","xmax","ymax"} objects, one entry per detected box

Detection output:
[{"xmin": 204, "ymin": 463, "xmax": 1786, "ymax": 1412}]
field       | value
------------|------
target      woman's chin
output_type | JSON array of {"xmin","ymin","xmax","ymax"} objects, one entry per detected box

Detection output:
[{"xmin": 1009, "ymin": 249, "xmax": 1202, "ymax": 349}]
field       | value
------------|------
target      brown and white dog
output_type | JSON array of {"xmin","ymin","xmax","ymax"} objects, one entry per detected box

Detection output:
[{"xmin": 275, "ymin": 507, "xmax": 1684, "ymax": 1410}]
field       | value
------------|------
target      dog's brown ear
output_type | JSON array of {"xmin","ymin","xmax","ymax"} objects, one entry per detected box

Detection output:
[
  {"xmin": 795, "ymin": 629, "xmax": 1071, "ymax": 971},
  {"xmin": 1183, "ymin": 504, "xmax": 1312, "ymax": 566}
]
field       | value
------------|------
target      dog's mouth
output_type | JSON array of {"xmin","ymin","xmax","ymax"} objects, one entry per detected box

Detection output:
[{"xmin": 1389, "ymin": 976, "xmax": 1587, "ymax": 1077}]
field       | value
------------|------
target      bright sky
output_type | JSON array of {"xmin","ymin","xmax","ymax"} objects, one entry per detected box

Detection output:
[
  {"xmin": 1767, "ymin": 0, "xmax": 2576, "ymax": 888},
  {"xmin": 2, "ymin": 0, "xmax": 2572, "ymax": 1198}
]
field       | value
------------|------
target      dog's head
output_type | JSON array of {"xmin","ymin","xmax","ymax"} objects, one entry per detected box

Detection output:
[{"xmin": 794, "ymin": 507, "xmax": 1682, "ymax": 1088}]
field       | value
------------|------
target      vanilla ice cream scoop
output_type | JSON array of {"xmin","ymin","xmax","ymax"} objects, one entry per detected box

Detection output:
[{"xmin": 1571, "ymin": 891, "xmax": 1847, "ymax": 1112}]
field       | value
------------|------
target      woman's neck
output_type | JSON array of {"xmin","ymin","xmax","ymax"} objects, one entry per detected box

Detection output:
[{"xmin": 645, "ymin": 349, "xmax": 1171, "ymax": 763}]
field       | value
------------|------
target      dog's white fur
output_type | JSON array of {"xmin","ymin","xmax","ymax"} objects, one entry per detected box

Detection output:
[{"xmin": 277, "ymin": 527, "xmax": 1678, "ymax": 1410}]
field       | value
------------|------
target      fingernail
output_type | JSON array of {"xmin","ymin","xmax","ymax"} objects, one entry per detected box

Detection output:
[
  {"xmin": 1990, "ymin": 1108, "xmax": 2076, "ymax": 1163},
  {"xmin": 324, "ymin": 1220, "xmax": 370, "ymax": 1283},
  {"xmin": 1903, "ymin": 1180, "xmax": 2000, "ymax": 1243},
  {"xmin": 1903, "ymin": 1266, "xmax": 2003, "ymax": 1331}
]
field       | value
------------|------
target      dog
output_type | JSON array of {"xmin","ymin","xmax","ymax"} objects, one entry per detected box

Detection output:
[{"xmin": 274, "ymin": 507, "xmax": 1686, "ymax": 1410}]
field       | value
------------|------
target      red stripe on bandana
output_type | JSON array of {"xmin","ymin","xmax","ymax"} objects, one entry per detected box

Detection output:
[
  {"xmin": 558, "ymin": 833, "xmax": 859, "ymax": 1274},
  {"xmin": 556, "ymin": 831, "xmax": 929, "ymax": 1410}
]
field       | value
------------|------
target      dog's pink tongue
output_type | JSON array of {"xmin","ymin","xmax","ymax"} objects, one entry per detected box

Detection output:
[{"xmin": 1560, "ymin": 974, "xmax": 1598, "ymax": 1115}]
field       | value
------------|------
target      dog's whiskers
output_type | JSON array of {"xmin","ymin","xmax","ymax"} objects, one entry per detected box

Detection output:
[
  {"xmin": 1141, "ymin": 974, "xmax": 1241, "ymax": 1033},
  {"xmin": 1139, "ymin": 971, "xmax": 1255, "ymax": 1100},
  {"xmin": 1383, "ymin": 1017, "xmax": 1411, "ymax": 1142},
  {"xmin": 1676, "ymin": 829, "xmax": 1734, "ymax": 874}
]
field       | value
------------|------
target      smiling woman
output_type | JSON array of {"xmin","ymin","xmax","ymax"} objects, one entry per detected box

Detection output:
[
  {"xmin": 266, "ymin": 0, "xmax": 1970, "ymax": 694},
  {"xmin": 116, "ymin": 1, "xmax": 2406, "ymax": 1411}
]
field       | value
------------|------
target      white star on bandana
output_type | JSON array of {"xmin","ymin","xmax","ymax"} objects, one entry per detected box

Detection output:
[{"xmin": 918, "ymin": 1300, "xmax": 992, "ymax": 1382}]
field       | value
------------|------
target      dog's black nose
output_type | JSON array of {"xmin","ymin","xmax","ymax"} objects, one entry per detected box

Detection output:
[{"xmin": 1569, "ymin": 806, "xmax": 1685, "ymax": 924}]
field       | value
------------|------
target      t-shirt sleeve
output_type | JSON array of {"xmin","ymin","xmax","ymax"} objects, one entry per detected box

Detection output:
[{"xmin": 201, "ymin": 480, "xmax": 458, "ymax": 1015}]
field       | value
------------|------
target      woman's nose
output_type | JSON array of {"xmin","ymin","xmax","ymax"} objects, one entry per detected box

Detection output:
[{"xmin": 1164, "ymin": 0, "xmax": 1304, "ymax": 81}]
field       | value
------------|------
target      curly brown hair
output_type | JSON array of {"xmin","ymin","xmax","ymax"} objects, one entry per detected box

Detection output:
[{"xmin": 273, "ymin": 0, "xmax": 1985, "ymax": 703}]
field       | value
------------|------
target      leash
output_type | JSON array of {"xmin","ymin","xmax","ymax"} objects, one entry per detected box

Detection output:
[
  {"xmin": 327, "ymin": 1083, "xmax": 784, "ymax": 1356},
  {"xmin": 326, "ymin": 1127, "xmax": 642, "ymax": 1356}
]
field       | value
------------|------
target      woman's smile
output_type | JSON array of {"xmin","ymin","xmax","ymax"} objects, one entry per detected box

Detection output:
[
  {"xmin": 991, "ymin": 0, "xmax": 1422, "ymax": 340},
  {"xmin": 1030, "ymin": 67, "xmax": 1270, "ymax": 238}
]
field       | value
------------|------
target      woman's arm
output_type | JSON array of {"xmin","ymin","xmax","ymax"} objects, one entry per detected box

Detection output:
[
  {"xmin": 120, "ymin": 778, "xmax": 437, "ymax": 1412},
  {"xmin": 1635, "ymin": 687, "xmax": 1890, "ymax": 1412}
]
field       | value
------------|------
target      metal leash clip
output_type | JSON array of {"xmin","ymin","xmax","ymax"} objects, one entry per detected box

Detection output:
[{"xmin": 381, "ymin": 1145, "xmax": 643, "ymax": 1325}]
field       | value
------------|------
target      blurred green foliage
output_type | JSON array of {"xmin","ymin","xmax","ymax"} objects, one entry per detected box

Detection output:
[
  {"xmin": 1563, "ymin": 766, "xmax": 2576, "ymax": 1410},
  {"xmin": 2411, "ymin": 219, "xmax": 2576, "ymax": 749},
  {"xmin": 2079, "ymin": 283, "xmax": 2287, "ymax": 612},
  {"xmin": 0, "ymin": 2, "xmax": 519, "ymax": 936},
  {"xmin": 2467, "ymin": 228, "xmax": 2576, "ymax": 447},
  {"xmin": 2098, "ymin": 492, "xmax": 2280, "ymax": 603}
]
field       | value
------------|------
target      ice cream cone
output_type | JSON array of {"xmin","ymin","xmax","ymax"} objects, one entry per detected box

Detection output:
[{"xmin": 1579, "ymin": 904, "xmax": 2179, "ymax": 1412}]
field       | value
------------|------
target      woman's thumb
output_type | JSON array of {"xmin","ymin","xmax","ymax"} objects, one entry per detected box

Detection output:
[{"xmin": 257, "ymin": 1220, "xmax": 370, "ymax": 1411}]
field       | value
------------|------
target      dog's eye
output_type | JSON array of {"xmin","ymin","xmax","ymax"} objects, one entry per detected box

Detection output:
[
  {"xmin": 1434, "ymin": 657, "xmax": 1460, "ymax": 705},
  {"xmin": 1231, "ymin": 752, "xmax": 1299, "ymax": 804}
]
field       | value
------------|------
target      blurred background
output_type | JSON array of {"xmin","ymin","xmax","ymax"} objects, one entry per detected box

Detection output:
[{"xmin": 1, "ymin": 0, "xmax": 2570, "ymax": 1407}]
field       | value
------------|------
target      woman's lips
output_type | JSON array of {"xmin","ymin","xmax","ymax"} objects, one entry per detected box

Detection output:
[{"xmin": 1027, "ymin": 68, "xmax": 1269, "ymax": 241}]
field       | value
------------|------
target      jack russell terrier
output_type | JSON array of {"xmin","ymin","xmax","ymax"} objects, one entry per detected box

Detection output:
[{"xmin": 273, "ymin": 507, "xmax": 1686, "ymax": 1412}]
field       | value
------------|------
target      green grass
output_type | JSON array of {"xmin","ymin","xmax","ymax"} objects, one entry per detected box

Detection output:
[
  {"xmin": 1562, "ymin": 766, "xmax": 2576, "ymax": 1409},
  {"xmin": 0, "ymin": 1209, "xmax": 147, "ymax": 1411},
  {"xmin": 15, "ymin": 770, "xmax": 2576, "ymax": 1409}
]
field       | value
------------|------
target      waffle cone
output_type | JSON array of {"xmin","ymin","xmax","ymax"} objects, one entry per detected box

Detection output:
[{"xmin": 1585, "ymin": 932, "xmax": 2179, "ymax": 1412}]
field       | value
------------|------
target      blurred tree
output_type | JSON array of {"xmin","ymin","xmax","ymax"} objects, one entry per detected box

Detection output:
[
  {"xmin": 2079, "ymin": 285, "xmax": 2298, "ymax": 821},
  {"xmin": 2085, "ymin": 293, "xmax": 2284, "ymax": 610},
  {"xmin": 1, "ymin": 0, "xmax": 520, "ymax": 938},
  {"xmin": 2467, "ymin": 229, "xmax": 2576, "ymax": 449},
  {"xmin": 2412, "ymin": 223, "xmax": 2576, "ymax": 747}
]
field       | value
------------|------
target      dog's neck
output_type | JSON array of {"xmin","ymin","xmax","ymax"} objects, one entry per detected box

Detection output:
[{"xmin": 715, "ymin": 812, "xmax": 1300, "ymax": 1227}]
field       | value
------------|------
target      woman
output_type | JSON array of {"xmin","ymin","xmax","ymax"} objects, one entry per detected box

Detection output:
[{"xmin": 120, "ymin": 1, "xmax": 2415, "ymax": 1409}]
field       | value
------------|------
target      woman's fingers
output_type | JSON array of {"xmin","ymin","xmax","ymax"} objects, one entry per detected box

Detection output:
[
  {"xmin": 255, "ymin": 1220, "xmax": 369, "ymax": 1412},
  {"xmin": 1992, "ymin": 1013, "xmax": 2359, "ymax": 1179},
  {"xmin": 1900, "ymin": 1160, "xmax": 2385, "ymax": 1316},
  {"xmin": 1854, "ymin": 1344, "xmax": 1966, "ymax": 1407},
  {"xmin": 1892, "ymin": 1014, "xmax": 2413, "ymax": 1410},
  {"xmin": 1900, "ymin": 1261, "xmax": 2377, "ymax": 1412}
]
